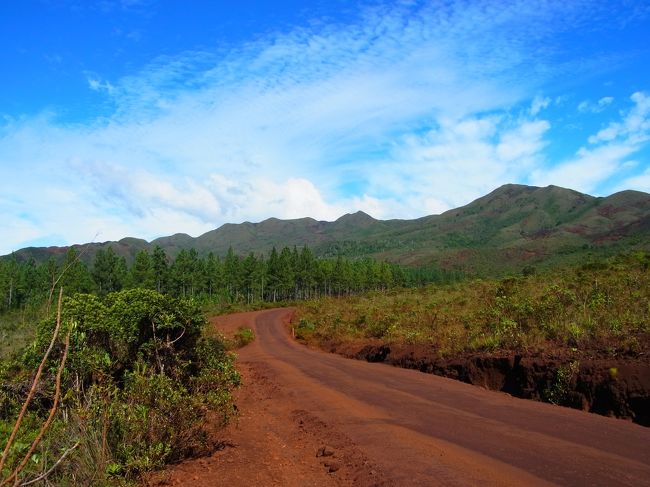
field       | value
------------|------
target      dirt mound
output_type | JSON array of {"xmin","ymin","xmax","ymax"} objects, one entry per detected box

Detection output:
[{"xmin": 330, "ymin": 342, "xmax": 650, "ymax": 426}]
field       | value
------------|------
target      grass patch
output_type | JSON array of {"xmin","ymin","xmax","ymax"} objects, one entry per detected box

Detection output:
[
  {"xmin": 296, "ymin": 253, "xmax": 650, "ymax": 357},
  {"xmin": 232, "ymin": 327, "xmax": 255, "ymax": 348},
  {"xmin": 0, "ymin": 307, "xmax": 43, "ymax": 360}
]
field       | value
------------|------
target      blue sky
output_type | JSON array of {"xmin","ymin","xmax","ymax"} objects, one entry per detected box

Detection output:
[{"xmin": 1, "ymin": 0, "xmax": 649, "ymax": 255}]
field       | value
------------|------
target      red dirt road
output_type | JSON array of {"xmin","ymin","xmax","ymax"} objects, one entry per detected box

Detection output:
[{"xmin": 160, "ymin": 309, "xmax": 650, "ymax": 486}]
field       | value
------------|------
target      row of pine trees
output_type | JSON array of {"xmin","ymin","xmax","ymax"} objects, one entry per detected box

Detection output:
[{"xmin": 0, "ymin": 245, "xmax": 455, "ymax": 313}]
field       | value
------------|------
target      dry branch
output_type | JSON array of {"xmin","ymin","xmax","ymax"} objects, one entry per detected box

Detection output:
[
  {"xmin": 18, "ymin": 442, "xmax": 80, "ymax": 487},
  {"xmin": 0, "ymin": 289, "xmax": 64, "ymax": 474},
  {"xmin": 2, "ymin": 324, "xmax": 72, "ymax": 486}
]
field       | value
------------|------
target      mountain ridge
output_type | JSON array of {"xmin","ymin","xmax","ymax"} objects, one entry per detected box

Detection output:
[{"xmin": 8, "ymin": 184, "xmax": 650, "ymax": 276}]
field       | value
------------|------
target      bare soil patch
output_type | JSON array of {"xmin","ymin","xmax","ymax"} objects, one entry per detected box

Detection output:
[
  {"xmin": 325, "ymin": 339, "xmax": 650, "ymax": 426},
  {"xmin": 146, "ymin": 313, "xmax": 389, "ymax": 487},
  {"xmin": 150, "ymin": 309, "xmax": 650, "ymax": 486}
]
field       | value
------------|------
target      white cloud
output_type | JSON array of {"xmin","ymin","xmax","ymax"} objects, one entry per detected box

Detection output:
[
  {"xmin": 616, "ymin": 167, "xmax": 650, "ymax": 193},
  {"xmin": 578, "ymin": 96, "xmax": 614, "ymax": 113},
  {"xmin": 599, "ymin": 96, "xmax": 614, "ymax": 107},
  {"xmin": 1, "ymin": 2, "xmax": 649, "ymax": 255},
  {"xmin": 86, "ymin": 75, "xmax": 115, "ymax": 94},
  {"xmin": 497, "ymin": 120, "xmax": 550, "ymax": 162},
  {"xmin": 368, "ymin": 114, "xmax": 551, "ymax": 212},
  {"xmin": 530, "ymin": 96, "xmax": 551, "ymax": 116},
  {"xmin": 588, "ymin": 92, "xmax": 650, "ymax": 144},
  {"xmin": 206, "ymin": 175, "xmax": 345, "ymax": 222},
  {"xmin": 530, "ymin": 144, "xmax": 633, "ymax": 193},
  {"xmin": 532, "ymin": 92, "xmax": 650, "ymax": 193}
]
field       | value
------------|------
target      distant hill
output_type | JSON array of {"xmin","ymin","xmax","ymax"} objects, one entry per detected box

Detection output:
[{"xmin": 8, "ymin": 184, "xmax": 650, "ymax": 276}]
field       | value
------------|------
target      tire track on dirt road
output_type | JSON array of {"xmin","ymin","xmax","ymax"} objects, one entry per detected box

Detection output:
[{"xmin": 244, "ymin": 308, "xmax": 650, "ymax": 486}]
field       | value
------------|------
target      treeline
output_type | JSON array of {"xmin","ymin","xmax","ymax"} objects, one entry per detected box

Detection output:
[{"xmin": 0, "ymin": 245, "xmax": 460, "ymax": 313}]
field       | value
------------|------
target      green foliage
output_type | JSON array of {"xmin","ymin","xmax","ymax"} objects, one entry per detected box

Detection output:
[
  {"xmin": 127, "ymin": 250, "xmax": 155, "ymax": 290},
  {"xmin": 295, "ymin": 318, "xmax": 316, "ymax": 340},
  {"xmin": 1, "ymin": 244, "xmax": 414, "ymax": 317},
  {"xmin": 0, "ymin": 289, "xmax": 239, "ymax": 484},
  {"xmin": 92, "ymin": 248, "xmax": 127, "ymax": 295},
  {"xmin": 112, "ymin": 366, "xmax": 208, "ymax": 473},
  {"xmin": 232, "ymin": 327, "xmax": 255, "ymax": 348},
  {"xmin": 23, "ymin": 289, "xmax": 204, "ymax": 386},
  {"xmin": 544, "ymin": 361, "xmax": 580, "ymax": 405},
  {"xmin": 297, "ymin": 253, "xmax": 650, "ymax": 357},
  {"xmin": 0, "ymin": 412, "xmax": 59, "ymax": 473}
]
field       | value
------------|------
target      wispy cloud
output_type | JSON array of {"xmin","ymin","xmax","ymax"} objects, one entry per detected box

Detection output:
[
  {"xmin": 578, "ymin": 96, "xmax": 614, "ymax": 113},
  {"xmin": 532, "ymin": 92, "xmax": 650, "ymax": 193},
  {"xmin": 530, "ymin": 96, "xmax": 551, "ymax": 116},
  {"xmin": 371, "ymin": 113, "xmax": 551, "ymax": 214},
  {"xmin": 1, "ymin": 1, "xmax": 649, "ymax": 254},
  {"xmin": 588, "ymin": 92, "xmax": 650, "ymax": 144},
  {"xmin": 86, "ymin": 74, "xmax": 116, "ymax": 94}
]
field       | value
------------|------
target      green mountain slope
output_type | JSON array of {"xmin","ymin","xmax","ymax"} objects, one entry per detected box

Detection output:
[{"xmin": 9, "ymin": 184, "xmax": 650, "ymax": 276}]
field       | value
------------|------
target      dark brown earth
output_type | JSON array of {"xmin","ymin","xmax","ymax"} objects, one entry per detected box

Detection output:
[
  {"xmin": 329, "ymin": 340, "xmax": 650, "ymax": 426},
  {"xmin": 154, "ymin": 309, "xmax": 650, "ymax": 486}
]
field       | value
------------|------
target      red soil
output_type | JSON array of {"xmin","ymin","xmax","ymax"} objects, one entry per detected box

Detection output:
[
  {"xmin": 150, "ymin": 309, "xmax": 650, "ymax": 486},
  {"xmin": 333, "ymin": 340, "xmax": 650, "ymax": 425}
]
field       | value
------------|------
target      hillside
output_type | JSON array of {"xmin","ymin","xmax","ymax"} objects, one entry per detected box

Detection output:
[{"xmin": 9, "ymin": 184, "xmax": 650, "ymax": 276}]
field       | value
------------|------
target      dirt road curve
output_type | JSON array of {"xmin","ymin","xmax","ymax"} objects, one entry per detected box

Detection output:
[{"xmin": 159, "ymin": 309, "xmax": 650, "ymax": 486}]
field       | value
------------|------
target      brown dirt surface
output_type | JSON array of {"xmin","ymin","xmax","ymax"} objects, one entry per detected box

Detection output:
[
  {"xmin": 152, "ymin": 308, "xmax": 650, "ymax": 486},
  {"xmin": 330, "ymin": 338, "xmax": 650, "ymax": 425},
  {"xmin": 146, "ymin": 311, "xmax": 388, "ymax": 487}
]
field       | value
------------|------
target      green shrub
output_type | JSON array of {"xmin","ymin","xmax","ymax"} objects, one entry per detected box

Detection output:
[
  {"xmin": 296, "ymin": 253, "xmax": 650, "ymax": 355},
  {"xmin": 295, "ymin": 318, "xmax": 316, "ymax": 340},
  {"xmin": 233, "ymin": 327, "xmax": 255, "ymax": 348},
  {"xmin": 544, "ymin": 361, "xmax": 580, "ymax": 405},
  {"xmin": 0, "ymin": 289, "xmax": 240, "ymax": 484}
]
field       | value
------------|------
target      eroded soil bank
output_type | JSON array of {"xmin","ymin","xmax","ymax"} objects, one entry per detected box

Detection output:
[
  {"xmin": 320, "ymin": 339, "xmax": 650, "ymax": 426},
  {"xmin": 157, "ymin": 309, "xmax": 650, "ymax": 486}
]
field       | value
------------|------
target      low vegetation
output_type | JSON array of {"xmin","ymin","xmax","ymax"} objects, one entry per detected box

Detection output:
[
  {"xmin": 0, "ymin": 289, "xmax": 240, "ymax": 485},
  {"xmin": 232, "ymin": 327, "xmax": 255, "ymax": 348},
  {"xmin": 296, "ymin": 252, "xmax": 650, "ymax": 357}
]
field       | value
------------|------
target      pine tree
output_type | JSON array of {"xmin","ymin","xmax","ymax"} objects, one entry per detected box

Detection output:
[
  {"xmin": 129, "ymin": 250, "xmax": 155, "ymax": 289},
  {"xmin": 60, "ymin": 247, "xmax": 94, "ymax": 294},
  {"xmin": 204, "ymin": 252, "xmax": 223, "ymax": 300},
  {"xmin": 2, "ymin": 254, "xmax": 21, "ymax": 310},
  {"xmin": 224, "ymin": 247, "xmax": 241, "ymax": 300},
  {"xmin": 241, "ymin": 253, "xmax": 263, "ymax": 303},
  {"xmin": 278, "ymin": 247, "xmax": 295, "ymax": 300},
  {"xmin": 92, "ymin": 247, "xmax": 124, "ymax": 295},
  {"xmin": 265, "ymin": 247, "xmax": 280, "ymax": 301},
  {"xmin": 297, "ymin": 246, "xmax": 316, "ymax": 299},
  {"xmin": 151, "ymin": 246, "xmax": 169, "ymax": 293}
]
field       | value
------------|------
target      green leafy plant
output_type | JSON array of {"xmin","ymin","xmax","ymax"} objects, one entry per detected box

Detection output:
[
  {"xmin": 545, "ymin": 361, "xmax": 580, "ymax": 405},
  {"xmin": 233, "ymin": 327, "xmax": 255, "ymax": 348},
  {"xmin": 0, "ymin": 289, "xmax": 240, "ymax": 484}
]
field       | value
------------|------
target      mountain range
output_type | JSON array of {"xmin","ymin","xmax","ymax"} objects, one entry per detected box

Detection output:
[{"xmin": 9, "ymin": 184, "xmax": 650, "ymax": 276}]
